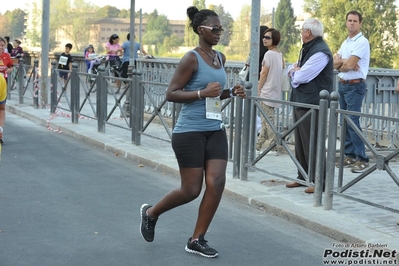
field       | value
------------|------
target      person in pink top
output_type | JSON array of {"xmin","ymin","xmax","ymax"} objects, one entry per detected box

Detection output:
[{"xmin": 105, "ymin": 34, "xmax": 122, "ymax": 90}]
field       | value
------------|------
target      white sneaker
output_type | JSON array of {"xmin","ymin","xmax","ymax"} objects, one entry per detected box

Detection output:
[{"xmin": 88, "ymin": 69, "xmax": 92, "ymax": 74}]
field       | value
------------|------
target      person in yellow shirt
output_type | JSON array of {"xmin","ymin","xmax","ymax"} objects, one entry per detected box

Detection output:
[{"xmin": 0, "ymin": 74, "xmax": 7, "ymax": 145}]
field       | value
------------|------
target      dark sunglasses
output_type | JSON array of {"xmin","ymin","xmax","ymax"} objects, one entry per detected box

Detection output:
[
  {"xmin": 111, "ymin": 34, "xmax": 119, "ymax": 39},
  {"xmin": 199, "ymin": 25, "xmax": 224, "ymax": 34},
  {"xmin": 262, "ymin": 36, "xmax": 272, "ymax": 40}
]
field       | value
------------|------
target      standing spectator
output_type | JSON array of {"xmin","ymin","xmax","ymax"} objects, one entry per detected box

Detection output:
[
  {"xmin": 0, "ymin": 74, "xmax": 6, "ymax": 145},
  {"xmin": 242, "ymin": 25, "xmax": 269, "ymax": 81},
  {"xmin": 58, "ymin": 43, "xmax": 73, "ymax": 88},
  {"xmin": 4, "ymin": 36, "xmax": 13, "ymax": 54},
  {"xmin": 139, "ymin": 6, "xmax": 246, "ymax": 258},
  {"xmin": 121, "ymin": 33, "xmax": 147, "ymax": 79},
  {"xmin": 0, "ymin": 37, "xmax": 13, "ymax": 84},
  {"xmin": 256, "ymin": 28, "xmax": 283, "ymax": 154},
  {"xmin": 105, "ymin": 34, "xmax": 123, "ymax": 90},
  {"xmin": 11, "ymin": 39, "xmax": 24, "ymax": 59},
  {"xmin": 285, "ymin": 18, "xmax": 333, "ymax": 193},
  {"xmin": 258, "ymin": 25, "xmax": 269, "ymax": 79},
  {"xmin": 333, "ymin": 10, "xmax": 370, "ymax": 173}
]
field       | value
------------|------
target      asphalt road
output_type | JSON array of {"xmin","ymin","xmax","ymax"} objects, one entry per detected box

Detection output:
[{"xmin": 0, "ymin": 114, "xmax": 336, "ymax": 266}]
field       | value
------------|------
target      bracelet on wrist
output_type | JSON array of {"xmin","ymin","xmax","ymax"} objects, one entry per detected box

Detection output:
[
  {"xmin": 197, "ymin": 90, "xmax": 202, "ymax": 99},
  {"xmin": 229, "ymin": 87, "xmax": 237, "ymax": 97}
]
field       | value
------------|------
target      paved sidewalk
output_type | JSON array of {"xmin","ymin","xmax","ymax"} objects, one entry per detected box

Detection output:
[{"xmin": 5, "ymin": 93, "xmax": 399, "ymax": 254}]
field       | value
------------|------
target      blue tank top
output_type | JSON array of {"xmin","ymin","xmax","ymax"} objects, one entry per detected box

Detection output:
[{"xmin": 173, "ymin": 50, "xmax": 227, "ymax": 133}]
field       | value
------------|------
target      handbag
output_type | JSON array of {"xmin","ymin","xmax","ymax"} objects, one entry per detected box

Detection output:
[
  {"xmin": 239, "ymin": 65, "xmax": 249, "ymax": 81},
  {"xmin": 239, "ymin": 54, "xmax": 250, "ymax": 81}
]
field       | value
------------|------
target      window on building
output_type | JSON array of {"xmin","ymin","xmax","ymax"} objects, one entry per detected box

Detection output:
[{"xmin": 107, "ymin": 28, "xmax": 111, "ymax": 31}]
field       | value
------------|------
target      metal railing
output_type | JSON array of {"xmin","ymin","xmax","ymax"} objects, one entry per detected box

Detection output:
[{"xmin": 9, "ymin": 58, "xmax": 399, "ymax": 214}]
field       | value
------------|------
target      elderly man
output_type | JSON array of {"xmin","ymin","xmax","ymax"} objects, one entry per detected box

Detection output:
[{"xmin": 285, "ymin": 18, "xmax": 334, "ymax": 193}]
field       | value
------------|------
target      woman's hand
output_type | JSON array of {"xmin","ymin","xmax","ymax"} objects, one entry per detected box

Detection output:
[
  {"xmin": 202, "ymin": 82, "xmax": 223, "ymax": 98},
  {"xmin": 232, "ymin": 84, "xmax": 246, "ymax": 98}
]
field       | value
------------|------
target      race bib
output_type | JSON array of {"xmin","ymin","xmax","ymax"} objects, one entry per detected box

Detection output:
[
  {"xmin": 206, "ymin": 97, "xmax": 222, "ymax": 121},
  {"xmin": 59, "ymin": 56, "xmax": 68, "ymax": 66}
]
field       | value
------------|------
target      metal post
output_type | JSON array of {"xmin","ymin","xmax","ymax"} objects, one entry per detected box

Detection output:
[
  {"xmin": 70, "ymin": 63, "xmax": 79, "ymax": 124},
  {"xmin": 127, "ymin": 64, "xmax": 133, "ymax": 128},
  {"xmin": 18, "ymin": 58, "xmax": 25, "ymax": 104},
  {"xmin": 240, "ymin": 82, "xmax": 253, "ymax": 181},
  {"xmin": 33, "ymin": 60, "xmax": 39, "ymax": 109},
  {"xmin": 136, "ymin": 70, "xmax": 144, "ymax": 145},
  {"xmin": 324, "ymin": 91, "xmax": 340, "ymax": 210},
  {"xmin": 129, "ymin": 0, "xmax": 136, "ymax": 67},
  {"xmin": 314, "ymin": 90, "xmax": 329, "ymax": 207},
  {"xmin": 228, "ymin": 97, "xmax": 235, "ymax": 159},
  {"xmin": 233, "ymin": 97, "xmax": 243, "ymax": 179},
  {"xmin": 249, "ymin": 0, "xmax": 261, "ymax": 165},
  {"xmin": 97, "ymin": 66, "xmax": 107, "ymax": 133},
  {"xmin": 132, "ymin": 70, "xmax": 143, "ymax": 145},
  {"xmin": 40, "ymin": 0, "xmax": 50, "ymax": 107},
  {"xmin": 50, "ymin": 61, "xmax": 57, "ymax": 114}
]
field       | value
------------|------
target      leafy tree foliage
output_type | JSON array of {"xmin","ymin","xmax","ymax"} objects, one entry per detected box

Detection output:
[
  {"xmin": 159, "ymin": 33, "xmax": 184, "ymax": 55},
  {"xmin": 228, "ymin": 5, "xmax": 251, "ymax": 60},
  {"xmin": 142, "ymin": 10, "xmax": 172, "ymax": 55},
  {"xmin": 304, "ymin": 0, "xmax": 398, "ymax": 68},
  {"xmin": 0, "ymin": 9, "xmax": 26, "ymax": 40},
  {"xmin": 119, "ymin": 9, "xmax": 130, "ymax": 18},
  {"xmin": 275, "ymin": 0, "xmax": 300, "ymax": 58},
  {"xmin": 209, "ymin": 4, "xmax": 234, "ymax": 46},
  {"xmin": 96, "ymin": 5, "xmax": 121, "ymax": 18},
  {"xmin": 184, "ymin": 0, "xmax": 206, "ymax": 47}
]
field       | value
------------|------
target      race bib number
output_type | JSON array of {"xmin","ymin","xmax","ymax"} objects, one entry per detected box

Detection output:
[
  {"xmin": 206, "ymin": 97, "xmax": 222, "ymax": 121},
  {"xmin": 59, "ymin": 56, "xmax": 68, "ymax": 66}
]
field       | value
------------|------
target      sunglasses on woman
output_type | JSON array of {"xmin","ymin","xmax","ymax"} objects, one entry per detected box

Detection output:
[
  {"xmin": 199, "ymin": 25, "xmax": 224, "ymax": 34},
  {"xmin": 262, "ymin": 36, "xmax": 272, "ymax": 40}
]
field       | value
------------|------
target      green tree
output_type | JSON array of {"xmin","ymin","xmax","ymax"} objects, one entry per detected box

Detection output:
[
  {"xmin": 275, "ymin": 0, "xmax": 300, "ymax": 57},
  {"xmin": 184, "ymin": 0, "xmax": 206, "ymax": 47},
  {"xmin": 142, "ymin": 10, "xmax": 172, "ymax": 56},
  {"xmin": 96, "ymin": 5, "xmax": 121, "ymax": 18},
  {"xmin": 25, "ymin": 2, "xmax": 47, "ymax": 48},
  {"xmin": 52, "ymin": 0, "xmax": 97, "ymax": 51},
  {"xmin": 303, "ymin": 0, "xmax": 398, "ymax": 68},
  {"xmin": 228, "ymin": 5, "xmax": 252, "ymax": 60},
  {"xmin": 0, "ymin": 9, "xmax": 26, "ymax": 39},
  {"xmin": 159, "ymin": 33, "xmax": 184, "ymax": 55},
  {"xmin": 209, "ymin": 4, "xmax": 234, "ymax": 46},
  {"xmin": 119, "ymin": 9, "xmax": 130, "ymax": 18}
]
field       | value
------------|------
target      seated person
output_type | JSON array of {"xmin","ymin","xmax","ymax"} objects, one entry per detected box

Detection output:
[{"xmin": 85, "ymin": 44, "xmax": 101, "ymax": 74}]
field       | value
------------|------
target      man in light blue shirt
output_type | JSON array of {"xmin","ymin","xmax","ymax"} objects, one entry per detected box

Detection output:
[{"xmin": 121, "ymin": 33, "xmax": 147, "ymax": 78}]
